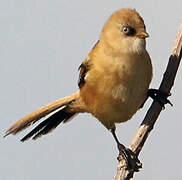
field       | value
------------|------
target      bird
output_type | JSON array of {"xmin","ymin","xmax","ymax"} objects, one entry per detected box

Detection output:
[{"xmin": 5, "ymin": 8, "xmax": 154, "ymax": 169}]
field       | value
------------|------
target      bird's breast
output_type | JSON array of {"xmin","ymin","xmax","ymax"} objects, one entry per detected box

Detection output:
[{"xmin": 80, "ymin": 52, "xmax": 152, "ymax": 129}]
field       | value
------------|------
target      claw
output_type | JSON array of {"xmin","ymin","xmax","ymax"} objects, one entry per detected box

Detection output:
[
  {"xmin": 117, "ymin": 143, "xmax": 142, "ymax": 171},
  {"xmin": 148, "ymin": 89, "xmax": 173, "ymax": 108},
  {"xmin": 111, "ymin": 128, "xmax": 142, "ymax": 172}
]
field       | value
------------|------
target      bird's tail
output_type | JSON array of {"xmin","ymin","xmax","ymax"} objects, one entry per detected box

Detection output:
[{"xmin": 4, "ymin": 91, "xmax": 81, "ymax": 141}]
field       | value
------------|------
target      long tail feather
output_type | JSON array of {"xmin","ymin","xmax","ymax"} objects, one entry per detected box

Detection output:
[
  {"xmin": 21, "ymin": 106, "xmax": 76, "ymax": 142},
  {"xmin": 4, "ymin": 92, "xmax": 79, "ymax": 137}
]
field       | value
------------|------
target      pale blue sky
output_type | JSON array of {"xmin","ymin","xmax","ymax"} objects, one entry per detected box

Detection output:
[{"xmin": 1, "ymin": 0, "xmax": 182, "ymax": 179}]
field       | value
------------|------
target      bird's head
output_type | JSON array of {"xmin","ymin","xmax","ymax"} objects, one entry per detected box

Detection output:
[{"xmin": 100, "ymin": 8, "xmax": 149, "ymax": 55}]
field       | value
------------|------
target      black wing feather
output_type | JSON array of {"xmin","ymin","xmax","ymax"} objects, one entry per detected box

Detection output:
[
  {"xmin": 78, "ymin": 40, "xmax": 99, "ymax": 88},
  {"xmin": 78, "ymin": 63, "xmax": 88, "ymax": 88}
]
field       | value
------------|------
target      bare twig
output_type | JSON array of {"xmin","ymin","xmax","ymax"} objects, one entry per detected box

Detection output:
[{"xmin": 115, "ymin": 21, "xmax": 182, "ymax": 180}]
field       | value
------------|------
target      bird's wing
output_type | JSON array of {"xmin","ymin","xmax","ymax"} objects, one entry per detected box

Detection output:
[
  {"xmin": 78, "ymin": 59, "xmax": 90, "ymax": 88},
  {"xmin": 78, "ymin": 40, "xmax": 99, "ymax": 88}
]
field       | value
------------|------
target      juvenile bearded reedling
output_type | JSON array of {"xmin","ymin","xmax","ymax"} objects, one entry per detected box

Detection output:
[{"xmin": 5, "ymin": 8, "xmax": 155, "ymax": 170}]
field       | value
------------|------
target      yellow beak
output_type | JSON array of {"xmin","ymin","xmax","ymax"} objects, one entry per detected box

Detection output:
[{"xmin": 136, "ymin": 32, "xmax": 149, "ymax": 38}]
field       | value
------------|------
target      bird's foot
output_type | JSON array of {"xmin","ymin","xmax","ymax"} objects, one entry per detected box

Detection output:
[
  {"xmin": 148, "ymin": 89, "xmax": 173, "ymax": 108},
  {"xmin": 117, "ymin": 143, "xmax": 142, "ymax": 172}
]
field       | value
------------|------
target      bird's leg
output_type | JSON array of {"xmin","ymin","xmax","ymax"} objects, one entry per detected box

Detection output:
[
  {"xmin": 111, "ymin": 128, "xmax": 142, "ymax": 172},
  {"xmin": 148, "ymin": 89, "xmax": 173, "ymax": 108}
]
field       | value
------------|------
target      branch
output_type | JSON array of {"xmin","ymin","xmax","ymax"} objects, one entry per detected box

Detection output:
[{"xmin": 115, "ymin": 21, "xmax": 182, "ymax": 180}]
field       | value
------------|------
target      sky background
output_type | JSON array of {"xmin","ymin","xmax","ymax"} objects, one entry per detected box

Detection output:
[{"xmin": 1, "ymin": 0, "xmax": 182, "ymax": 180}]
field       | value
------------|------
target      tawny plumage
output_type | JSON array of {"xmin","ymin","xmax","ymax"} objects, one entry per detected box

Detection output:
[{"xmin": 5, "ymin": 9, "xmax": 152, "ymax": 146}]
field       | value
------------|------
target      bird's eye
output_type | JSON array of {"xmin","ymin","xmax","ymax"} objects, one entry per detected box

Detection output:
[{"xmin": 122, "ymin": 26, "xmax": 136, "ymax": 36}]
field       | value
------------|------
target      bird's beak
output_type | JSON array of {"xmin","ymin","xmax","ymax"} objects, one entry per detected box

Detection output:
[{"xmin": 136, "ymin": 31, "xmax": 149, "ymax": 39}]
